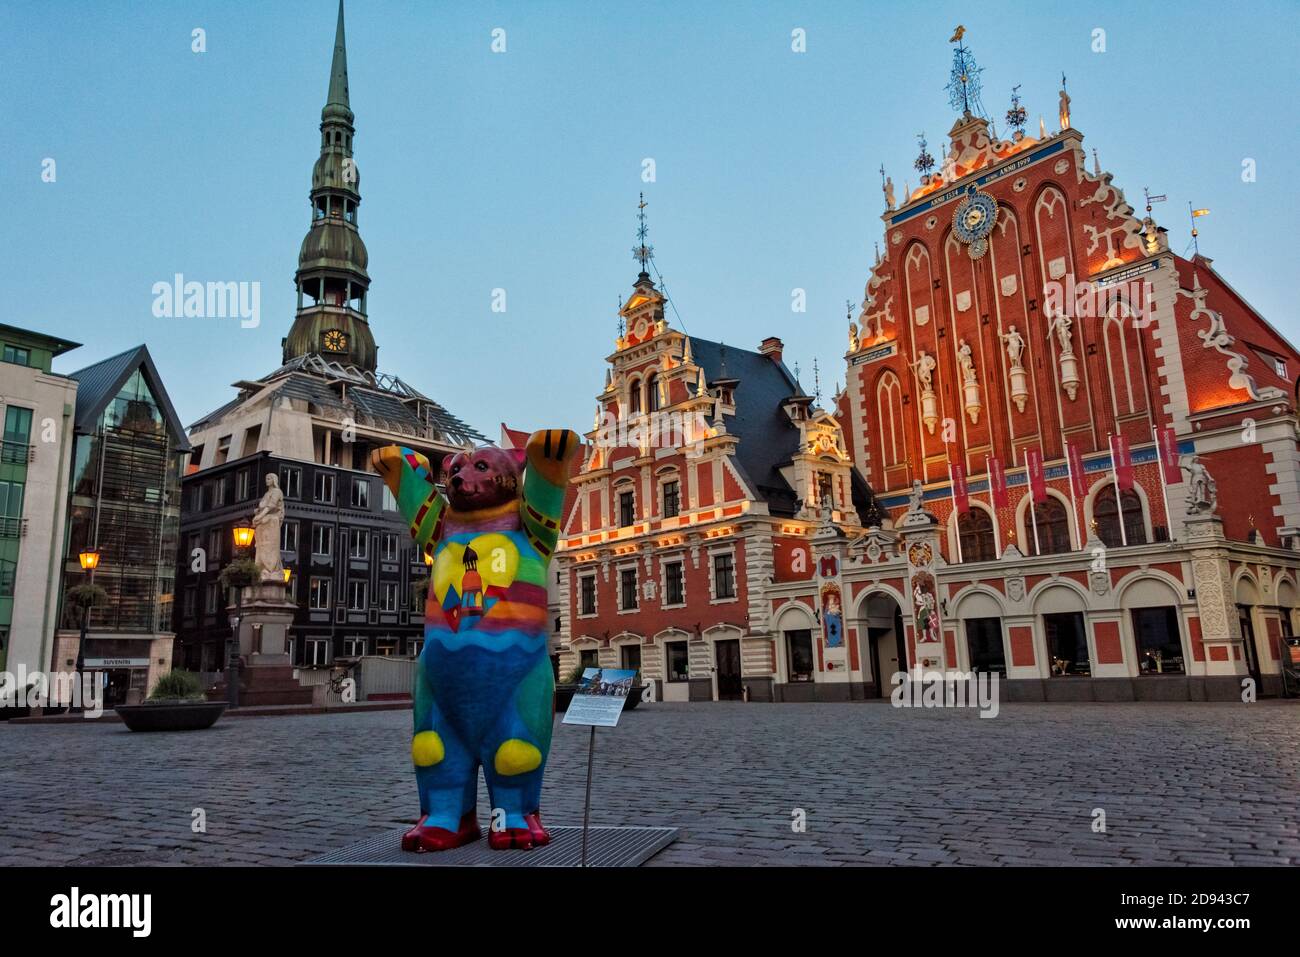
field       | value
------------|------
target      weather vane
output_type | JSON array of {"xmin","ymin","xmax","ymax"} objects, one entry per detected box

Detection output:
[
  {"xmin": 945, "ymin": 25, "xmax": 984, "ymax": 117},
  {"xmin": 1005, "ymin": 84, "xmax": 1027, "ymax": 136},
  {"xmin": 914, "ymin": 132, "xmax": 935, "ymax": 176},
  {"xmin": 632, "ymin": 192, "xmax": 654, "ymax": 274}
]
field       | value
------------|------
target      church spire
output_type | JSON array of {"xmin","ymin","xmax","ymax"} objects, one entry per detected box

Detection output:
[
  {"xmin": 325, "ymin": 0, "xmax": 351, "ymax": 118},
  {"xmin": 283, "ymin": 0, "xmax": 377, "ymax": 372}
]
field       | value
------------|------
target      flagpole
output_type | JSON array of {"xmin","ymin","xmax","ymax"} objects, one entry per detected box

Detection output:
[
  {"xmin": 986, "ymin": 454, "xmax": 1001, "ymax": 558},
  {"xmin": 949, "ymin": 461, "xmax": 963, "ymax": 564},
  {"xmin": 1064, "ymin": 442, "xmax": 1081, "ymax": 550},
  {"xmin": 1026, "ymin": 450, "xmax": 1043, "ymax": 555},
  {"xmin": 1108, "ymin": 433, "xmax": 1129, "ymax": 547},
  {"xmin": 1152, "ymin": 422, "xmax": 1174, "ymax": 542}
]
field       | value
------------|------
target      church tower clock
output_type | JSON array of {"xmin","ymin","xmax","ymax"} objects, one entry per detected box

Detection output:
[{"xmin": 281, "ymin": 0, "xmax": 378, "ymax": 373}]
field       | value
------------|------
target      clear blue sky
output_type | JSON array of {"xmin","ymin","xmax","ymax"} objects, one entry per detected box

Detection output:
[{"xmin": 4, "ymin": 0, "xmax": 1296, "ymax": 437}]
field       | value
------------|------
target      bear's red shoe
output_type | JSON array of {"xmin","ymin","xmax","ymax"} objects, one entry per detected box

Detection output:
[
  {"xmin": 524, "ymin": 811, "xmax": 551, "ymax": 846},
  {"xmin": 401, "ymin": 813, "xmax": 481, "ymax": 853},
  {"xmin": 488, "ymin": 826, "xmax": 535, "ymax": 850}
]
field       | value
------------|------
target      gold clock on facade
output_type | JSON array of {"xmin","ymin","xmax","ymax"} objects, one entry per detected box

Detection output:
[{"xmin": 323, "ymin": 329, "xmax": 348, "ymax": 353}]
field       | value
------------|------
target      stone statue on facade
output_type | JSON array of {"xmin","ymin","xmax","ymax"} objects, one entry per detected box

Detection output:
[
  {"xmin": 884, "ymin": 176, "xmax": 896, "ymax": 211},
  {"xmin": 907, "ymin": 479, "xmax": 924, "ymax": 515},
  {"xmin": 1058, "ymin": 87, "xmax": 1071, "ymax": 131},
  {"xmin": 910, "ymin": 351, "xmax": 936, "ymax": 391},
  {"xmin": 252, "ymin": 473, "xmax": 285, "ymax": 580},
  {"xmin": 957, "ymin": 339, "xmax": 977, "ymax": 384},
  {"xmin": 1001, "ymin": 325, "xmax": 1025, "ymax": 366},
  {"xmin": 1181, "ymin": 456, "xmax": 1218, "ymax": 514}
]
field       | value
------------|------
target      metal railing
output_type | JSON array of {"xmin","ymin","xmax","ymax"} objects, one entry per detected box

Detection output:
[
  {"xmin": 0, "ymin": 441, "xmax": 34, "ymax": 465},
  {"xmin": 0, "ymin": 517, "xmax": 28, "ymax": 538}
]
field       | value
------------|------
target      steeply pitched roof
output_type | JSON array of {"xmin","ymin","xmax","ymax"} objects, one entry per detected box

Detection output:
[
  {"xmin": 189, "ymin": 354, "xmax": 487, "ymax": 447},
  {"xmin": 687, "ymin": 337, "xmax": 806, "ymax": 516},
  {"xmin": 68, "ymin": 344, "xmax": 190, "ymax": 450}
]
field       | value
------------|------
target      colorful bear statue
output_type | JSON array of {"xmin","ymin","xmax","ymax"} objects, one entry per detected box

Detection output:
[{"xmin": 371, "ymin": 430, "xmax": 581, "ymax": 851}]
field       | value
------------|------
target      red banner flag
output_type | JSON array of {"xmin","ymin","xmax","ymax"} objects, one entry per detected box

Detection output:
[
  {"xmin": 951, "ymin": 462, "xmax": 970, "ymax": 514},
  {"xmin": 988, "ymin": 456, "xmax": 1009, "ymax": 509},
  {"xmin": 1065, "ymin": 442, "xmax": 1087, "ymax": 500},
  {"xmin": 1111, "ymin": 434, "xmax": 1134, "ymax": 491},
  {"xmin": 1026, "ymin": 448, "xmax": 1048, "ymax": 503},
  {"xmin": 1156, "ymin": 426, "xmax": 1181, "ymax": 485}
]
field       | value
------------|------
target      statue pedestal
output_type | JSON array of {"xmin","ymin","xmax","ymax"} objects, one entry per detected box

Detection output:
[
  {"xmin": 211, "ymin": 578, "xmax": 313, "ymax": 707},
  {"xmin": 1184, "ymin": 513, "xmax": 1248, "ymax": 680}
]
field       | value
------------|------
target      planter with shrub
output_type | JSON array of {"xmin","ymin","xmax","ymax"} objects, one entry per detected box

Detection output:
[{"xmin": 116, "ymin": 669, "xmax": 227, "ymax": 732}]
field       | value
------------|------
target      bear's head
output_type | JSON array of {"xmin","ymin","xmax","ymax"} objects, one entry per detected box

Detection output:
[{"xmin": 442, "ymin": 445, "xmax": 527, "ymax": 512}]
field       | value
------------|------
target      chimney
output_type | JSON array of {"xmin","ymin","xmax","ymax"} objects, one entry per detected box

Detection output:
[{"xmin": 759, "ymin": 337, "xmax": 784, "ymax": 364}]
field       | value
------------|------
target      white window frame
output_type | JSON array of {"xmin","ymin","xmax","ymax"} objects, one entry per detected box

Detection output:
[
  {"xmin": 305, "ymin": 638, "xmax": 330, "ymax": 666},
  {"xmin": 315, "ymin": 471, "xmax": 335, "ymax": 504},
  {"xmin": 309, "ymin": 577, "xmax": 331, "ymax": 610},
  {"xmin": 381, "ymin": 581, "xmax": 398, "ymax": 612},
  {"xmin": 348, "ymin": 580, "xmax": 368, "ymax": 611},
  {"xmin": 351, "ymin": 479, "xmax": 369, "ymax": 509},
  {"xmin": 280, "ymin": 466, "xmax": 302, "ymax": 499},
  {"xmin": 616, "ymin": 564, "xmax": 639, "ymax": 614},
  {"xmin": 348, "ymin": 528, "xmax": 369, "ymax": 560},
  {"xmin": 661, "ymin": 555, "xmax": 687, "ymax": 608},
  {"xmin": 312, "ymin": 524, "xmax": 333, "ymax": 558},
  {"xmin": 577, "ymin": 572, "xmax": 598, "ymax": 618},
  {"xmin": 709, "ymin": 546, "xmax": 738, "ymax": 603}
]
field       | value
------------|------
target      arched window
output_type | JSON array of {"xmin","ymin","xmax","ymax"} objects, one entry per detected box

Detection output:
[
  {"xmin": 628, "ymin": 378, "xmax": 642, "ymax": 415},
  {"xmin": 1024, "ymin": 497, "xmax": 1072, "ymax": 555},
  {"xmin": 876, "ymin": 372, "xmax": 904, "ymax": 469},
  {"xmin": 646, "ymin": 372, "xmax": 661, "ymax": 412},
  {"xmin": 957, "ymin": 509, "xmax": 997, "ymax": 562},
  {"xmin": 1094, "ymin": 486, "xmax": 1146, "ymax": 547}
]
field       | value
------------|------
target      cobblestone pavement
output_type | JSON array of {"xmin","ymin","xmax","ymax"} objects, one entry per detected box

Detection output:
[{"xmin": 2, "ymin": 701, "xmax": 1298, "ymax": 866}]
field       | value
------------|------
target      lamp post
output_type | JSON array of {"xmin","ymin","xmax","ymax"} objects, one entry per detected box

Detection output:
[
  {"xmin": 75, "ymin": 547, "xmax": 100, "ymax": 712},
  {"xmin": 227, "ymin": 523, "xmax": 256, "ymax": 709}
]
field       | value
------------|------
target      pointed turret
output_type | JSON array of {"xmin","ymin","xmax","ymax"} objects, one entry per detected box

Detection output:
[
  {"xmin": 283, "ymin": 0, "xmax": 378, "ymax": 372},
  {"xmin": 324, "ymin": 0, "xmax": 351, "ymax": 121}
]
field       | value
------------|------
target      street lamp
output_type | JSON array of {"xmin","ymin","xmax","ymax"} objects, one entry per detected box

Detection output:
[
  {"xmin": 226, "ymin": 523, "xmax": 255, "ymax": 709},
  {"xmin": 75, "ymin": 547, "xmax": 100, "ymax": 712}
]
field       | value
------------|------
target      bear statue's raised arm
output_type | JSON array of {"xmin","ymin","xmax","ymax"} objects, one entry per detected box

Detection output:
[
  {"xmin": 370, "ymin": 445, "xmax": 449, "ymax": 559},
  {"xmin": 520, "ymin": 429, "xmax": 582, "ymax": 561}
]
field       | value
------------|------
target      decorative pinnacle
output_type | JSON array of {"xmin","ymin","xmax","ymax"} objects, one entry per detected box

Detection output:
[
  {"xmin": 914, "ymin": 132, "xmax": 935, "ymax": 175},
  {"xmin": 945, "ymin": 27, "xmax": 984, "ymax": 117},
  {"xmin": 632, "ymin": 192, "xmax": 654, "ymax": 275},
  {"xmin": 1005, "ymin": 85, "xmax": 1027, "ymax": 134}
]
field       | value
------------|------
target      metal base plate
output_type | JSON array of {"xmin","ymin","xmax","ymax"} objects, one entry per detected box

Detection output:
[{"xmin": 303, "ymin": 826, "xmax": 678, "ymax": 868}]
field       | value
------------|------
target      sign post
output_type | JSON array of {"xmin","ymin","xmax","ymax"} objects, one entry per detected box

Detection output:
[{"xmin": 561, "ymin": 667, "xmax": 637, "ymax": 867}]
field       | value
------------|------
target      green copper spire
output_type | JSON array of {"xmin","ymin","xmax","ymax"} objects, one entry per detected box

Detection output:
[
  {"xmin": 283, "ymin": 0, "xmax": 376, "ymax": 372},
  {"xmin": 324, "ymin": 0, "xmax": 351, "ymax": 121}
]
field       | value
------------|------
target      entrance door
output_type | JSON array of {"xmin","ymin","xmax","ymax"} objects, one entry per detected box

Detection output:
[
  {"xmin": 863, "ymin": 599, "xmax": 907, "ymax": 697},
  {"xmin": 714, "ymin": 639, "xmax": 742, "ymax": 700},
  {"xmin": 1238, "ymin": 606, "xmax": 1263, "ymax": 689}
]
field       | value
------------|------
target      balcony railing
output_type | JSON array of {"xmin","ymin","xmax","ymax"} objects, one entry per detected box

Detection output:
[
  {"xmin": 0, "ymin": 517, "xmax": 29, "ymax": 538},
  {"xmin": 0, "ymin": 440, "xmax": 34, "ymax": 465}
]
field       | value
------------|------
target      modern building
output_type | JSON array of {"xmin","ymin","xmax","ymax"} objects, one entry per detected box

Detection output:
[
  {"xmin": 553, "ymin": 250, "xmax": 881, "ymax": 701},
  {"xmin": 52, "ymin": 345, "xmax": 190, "ymax": 705},
  {"xmin": 174, "ymin": 0, "xmax": 485, "ymax": 674},
  {"xmin": 0, "ymin": 324, "xmax": 80, "ymax": 677}
]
